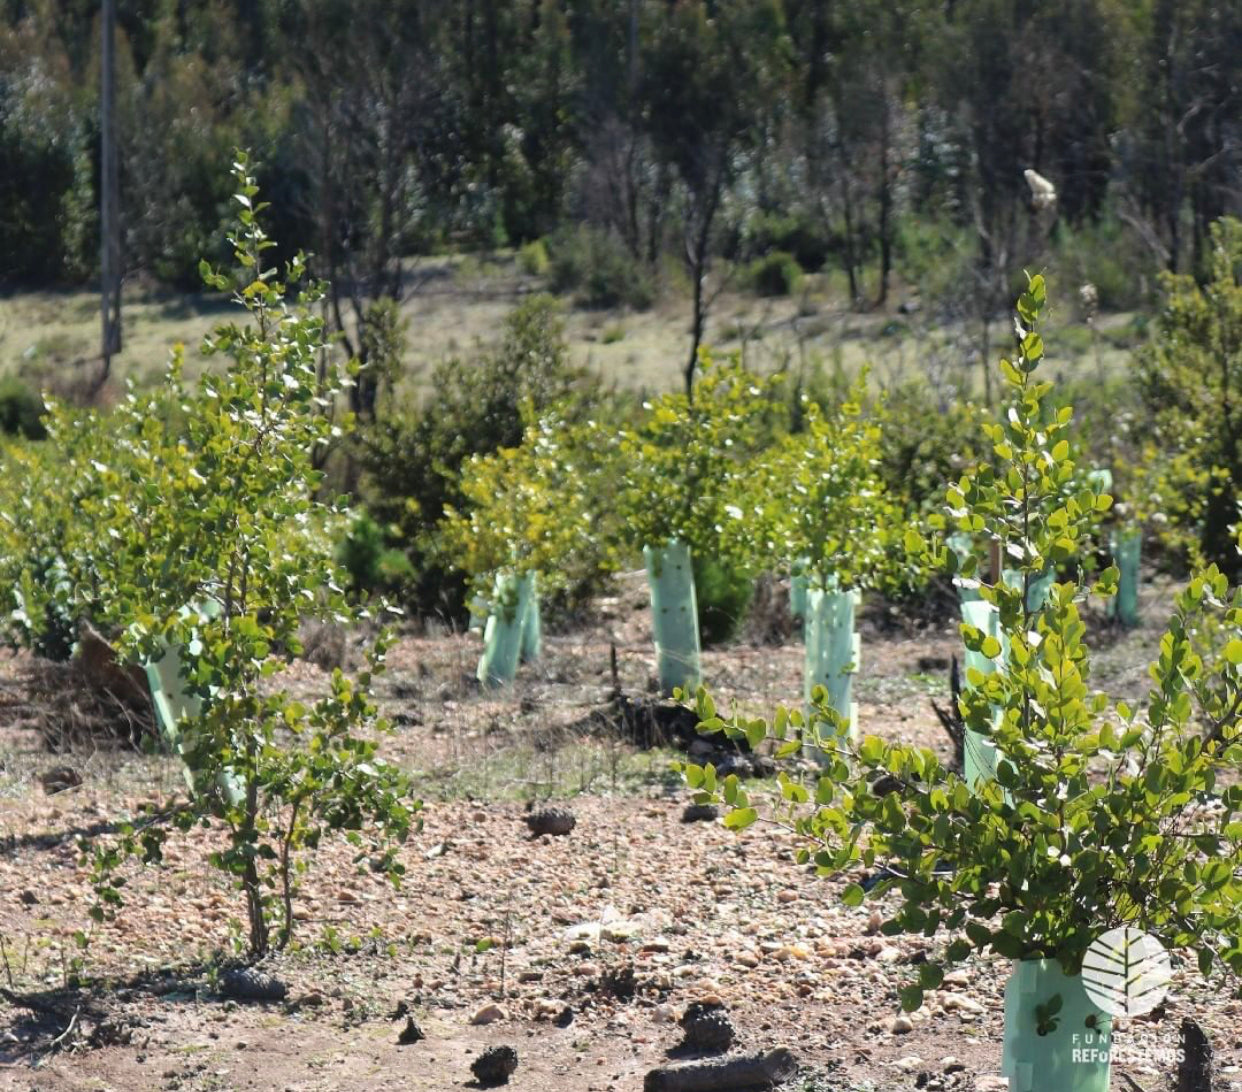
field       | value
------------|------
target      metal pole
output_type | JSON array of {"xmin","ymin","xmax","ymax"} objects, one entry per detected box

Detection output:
[{"xmin": 100, "ymin": 0, "xmax": 121, "ymax": 384}]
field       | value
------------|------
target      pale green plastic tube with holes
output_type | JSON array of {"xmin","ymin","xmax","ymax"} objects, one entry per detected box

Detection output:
[
  {"xmin": 1107, "ymin": 527, "xmax": 1141, "ymax": 626},
  {"xmin": 643, "ymin": 540, "xmax": 701, "ymax": 695},
  {"xmin": 1001, "ymin": 960, "xmax": 1111, "ymax": 1092},
  {"xmin": 477, "ymin": 571, "xmax": 533, "ymax": 688},
  {"xmin": 520, "ymin": 572, "xmax": 542, "ymax": 663},
  {"xmin": 959, "ymin": 598, "xmax": 1002, "ymax": 788},
  {"xmin": 803, "ymin": 578, "xmax": 858, "ymax": 753},
  {"xmin": 144, "ymin": 600, "xmax": 245, "ymax": 807}
]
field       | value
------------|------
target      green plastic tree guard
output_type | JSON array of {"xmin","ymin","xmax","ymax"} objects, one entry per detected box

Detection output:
[
  {"xmin": 144, "ymin": 601, "xmax": 245, "ymax": 807},
  {"xmin": 519, "ymin": 572, "xmax": 542, "ymax": 663},
  {"xmin": 1001, "ymin": 959, "xmax": 1112, "ymax": 1092},
  {"xmin": 959, "ymin": 599, "xmax": 1002, "ymax": 787},
  {"xmin": 1086, "ymin": 468, "xmax": 1113, "ymax": 496},
  {"xmin": 947, "ymin": 532, "xmax": 982, "ymax": 605},
  {"xmin": 467, "ymin": 591, "xmax": 489, "ymax": 634},
  {"xmin": 1107, "ymin": 527, "xmax": 1141, "ymax": 626},
  {"xmin": 1003, "ymin": 567, "xmax": 1055, "ymax": 612},
  {"xmin": 643, "ymin": 540, "xmax": 702, "ymax": 695},
  {"xmin": 477, "ymin": 571, "xmax": 533, "ymax": 688},
  {"xmin": 789, "ymin": 559, "xmax": 809, "ymax": 628},
  {"xmin": 803, "ymin": 580, "xmax": 859, "ymax": 751}
]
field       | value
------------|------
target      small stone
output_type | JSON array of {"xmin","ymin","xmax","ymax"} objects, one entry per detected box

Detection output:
[
  {"xmin": 943, "ymin": 995, "xmax": 983, "ymax": 1015},
  {"xmin": 942, "ymin": 1057, "xmax": 966, "ymax": 1074},
  {"xmin": 471, "ymin": 1045, "xmax": 519, "ymax": 1087},
  {"xmin": 681, "ymin": 802, "xmax": 719, "ymax": 823},
  {"xmin": 554, "ymin": 1006, "xmax": 574, "ymax": 1028},
  {"xmin": 220, "ymin": 968, "xmax": 287, "ymax": 1003},
  {"xmin": 877, "ymin": 946, "xmax": 903, "ymax": 964},
  {"xmin": 38, "ymin": 766, "xmax": 82, "ymax": 794},
  {"xmin": 397, "ymin": 1017, "xmax": 425, "ymax": 1045},
  {"xmin": 891, "ymin": 1015, "xmax": 914, "ymax": 1035},
  {"xmin": 776, "ymin": 890, "xmax": 799, "ymax": 904},
  {"xmin": 893, "ymin": 1055, "xmax": 923, "ymax": 1072},
  {"xmin": 679, "ymin": 1003, "xmax": 735, "ymax": 1054},
  {"xmin": 524, "ymin": 807, "xmax": 576, "ymax": 837},
  {"xmin": 470, "ymin": 1003, "xmax": 506, "ymax": 1026}
]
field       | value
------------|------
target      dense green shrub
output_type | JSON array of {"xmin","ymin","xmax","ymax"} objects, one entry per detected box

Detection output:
[
  {"xmin": 744, "ymin": 212, "xmax": 831, "ymax": 273},
  {"xmin": 0, "ymin": 377, "xmax": 47, "ymax": 439},
  {"xmin": 879, "ymin": 382, "xmax": 987, "ymax": 515},
  {"xmin": 355, "ymin": 297, "xmax": 409, "ymax": 419},
  {"xmin": 1134, "ymin": 218, "xmax": 1242, "ymax": 579},
  {"xmin": 518, "ymin": 238, "xmax": 550, "ymax": 276},
  {"xmin": 749, "ymin": 250, "xmax": 804, "ymax": 297},
  {"xmin": 363, "ymin": 295, "xmax": 592, "ymax": 619},
  {"xmin": 692, "ymin": 554, "xmax": 754, "ymax": 646},
  {"xmin": 1048, "ymin": 215, "xmax": 1158, "ymax": 312},
  {"xmin": 336, "ymin": 512, "xmax": 416, "ymax": 597},
  {"xmin": 548, "ymin": 224, "xmax": 654, "ymax": 310}
]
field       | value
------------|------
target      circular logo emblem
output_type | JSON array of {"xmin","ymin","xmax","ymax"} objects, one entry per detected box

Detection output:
[{"xmin": 1081, "ymin": 927, "xmax": 1172, "ymax": 1017}]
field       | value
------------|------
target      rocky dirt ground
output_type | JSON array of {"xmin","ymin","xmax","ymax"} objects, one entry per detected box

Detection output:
[{"xmin": 0, "ymin": 572, "xmax": 1238, "ymax": 1092}]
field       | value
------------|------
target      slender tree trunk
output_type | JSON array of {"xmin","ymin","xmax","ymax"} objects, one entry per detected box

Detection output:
[
  {"xmin": 1162, "ymin": 21, "xmax": 1183, "ymax": 273},
  {"xmin": 97, "ymin": 0, "xmax": 122, "ymax": 397},
  {"xmin": 840, "ymin": 172, "xmax": 861, "ymax": 309},
  {"xmin": 243, "ymin": 766, "xmax": 268, "ymax": 956},
  {"xmin": 685, "ymin": 254, "xmax": 705, "ymax": 398},
  {"xmin": 683, "ymin": 162, "xmax": 726, "ymax": 398},
  {"xmin": 876, "ymin": 91, "xmax": 893, "ymax": 308}
]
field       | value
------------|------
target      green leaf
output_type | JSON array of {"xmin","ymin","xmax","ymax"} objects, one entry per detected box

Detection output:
[
  {"xmin": 723, "ymin": 807, "xmax": 758, "ymax": 830},
  {"xmin": 899, "ymin": 985, "xmax": 924, "ymax": 1012},
  {"xmin": 842, "ymin": 882, "xmax": 865, "ymax": 907}
]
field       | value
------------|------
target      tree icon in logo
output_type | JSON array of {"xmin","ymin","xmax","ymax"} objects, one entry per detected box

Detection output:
[{"xmin": 1081, "ymin": 927, "xmax": 1172, "ymax": 1017}]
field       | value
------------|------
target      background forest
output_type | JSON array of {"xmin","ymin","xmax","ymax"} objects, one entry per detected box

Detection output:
[{"xmin": 3, "ymin": 0, "xmax": 1239, "ymax": 305}]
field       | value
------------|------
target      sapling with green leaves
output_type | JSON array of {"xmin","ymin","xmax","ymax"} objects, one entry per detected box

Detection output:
[
  {"xmin": 615, "ymin": 354, "xmax": 778, "ymax": 691},
  {"xmin": 754, "ymin": 378, "xmax": 908, "ymax": 738},
  {"xmin": 441, "ymin": 409, "xmax": 609, "ymax": 683},
  {"xmin": 12, "ymin": 157, "xmax": 419, "ymax": 957},
  {"xmin": 683, "ymin": 276, "xmax": 1242, "ymax": 1088}
]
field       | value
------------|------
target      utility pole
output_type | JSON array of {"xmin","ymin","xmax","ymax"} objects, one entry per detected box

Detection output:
[{"xmin": 99, "ymin": 0, "xmax": 122, "ymax": 392}]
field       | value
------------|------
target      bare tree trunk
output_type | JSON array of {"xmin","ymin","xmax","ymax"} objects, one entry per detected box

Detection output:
[
  {"xmin": 876, "ymin": 90, "xmax": 893, "ymax": 309},
  {"xmin": 683, "ymin": 159, "xmax": 726, "ymax": 398},
  {"xmin": 96, "ymin": 0, "xmax": 122, "ymax": 398},
  {"xmin": 840, "ymin": 171, "xmax": 861, "ymax": 309}
]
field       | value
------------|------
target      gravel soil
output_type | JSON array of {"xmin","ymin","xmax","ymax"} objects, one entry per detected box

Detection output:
[{"xmin": 0, "ymin": 572, "xmax": 1237, "ymax": 1092}]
